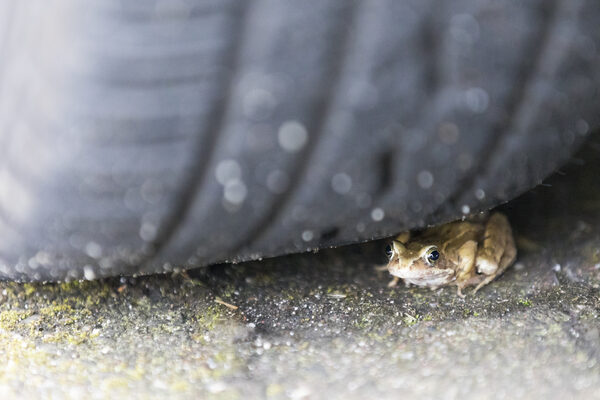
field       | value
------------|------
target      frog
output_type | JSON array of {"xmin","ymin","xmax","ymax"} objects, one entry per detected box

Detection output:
[{"xmin": 382, "ymin": 212, "xmax": 516, "ymax": 296}]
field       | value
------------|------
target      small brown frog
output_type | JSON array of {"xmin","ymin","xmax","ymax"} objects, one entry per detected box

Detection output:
[{"xmin": 383, "ymin": 212, "xmax": 516, "ymax": 296}]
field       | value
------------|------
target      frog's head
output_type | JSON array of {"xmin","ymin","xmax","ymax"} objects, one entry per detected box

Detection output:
[{"xmin": 385, "ymin": 240, "xmax": 455, "ymax": 287}]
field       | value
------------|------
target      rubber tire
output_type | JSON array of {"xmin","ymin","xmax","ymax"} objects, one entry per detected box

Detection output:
[{"xmin": 0, "ymin": 0, "xmax": 598, "ymax": 280}]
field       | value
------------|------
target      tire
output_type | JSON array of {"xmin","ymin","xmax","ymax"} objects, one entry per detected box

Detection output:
[{"xmin": 0, "ymin": 0, "xmax": 598, "ymax": 280}]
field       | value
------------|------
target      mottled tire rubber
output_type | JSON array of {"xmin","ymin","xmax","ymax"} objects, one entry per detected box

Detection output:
[{"xmin": 0, "ymin": 0, "xmax": 599, "ymax": 280}]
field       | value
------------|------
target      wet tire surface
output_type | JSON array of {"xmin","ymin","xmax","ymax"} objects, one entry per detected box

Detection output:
[{"xmin": 0, "ymin": 0, "xmax": 599, "ymax": 280}]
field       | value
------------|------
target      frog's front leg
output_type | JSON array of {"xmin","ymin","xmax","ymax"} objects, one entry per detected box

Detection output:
[
  {"xmin": 374, "ymin": 265, "xmax": 399, "ymax": 287},
  {"xmin": 473, "ymin": 213, "xmax": 517, "ymax": 293},
  {"xmin": 454, "ymin": 240, "xmax": 478, "ymax": 297}
]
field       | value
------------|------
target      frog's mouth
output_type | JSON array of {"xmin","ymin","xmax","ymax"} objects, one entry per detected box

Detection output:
[{"xmin": 390, "ymin": 267, "xmax": 455, "ymax": 288}]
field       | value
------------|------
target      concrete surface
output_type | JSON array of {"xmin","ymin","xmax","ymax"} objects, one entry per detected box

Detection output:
[{"xmin": 0, "ymin": 135, "xmax": 599, "ymax": 399}]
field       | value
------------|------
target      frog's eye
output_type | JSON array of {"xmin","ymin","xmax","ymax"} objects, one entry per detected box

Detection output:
[
  {"xmin": 385, "ymin": 244, "xmax": 393, "ymax": 258},
  {"xmin": 425, "ymin": 247, "xmax": 440, "ymax": 265}
]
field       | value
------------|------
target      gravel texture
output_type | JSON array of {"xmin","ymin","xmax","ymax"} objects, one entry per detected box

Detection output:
[{"xmin": 0, "ymin": 135, "xmax": 599, "ymax": 399}]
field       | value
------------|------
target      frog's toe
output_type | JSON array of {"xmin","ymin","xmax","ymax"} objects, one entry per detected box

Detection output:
[
  {"xmin": 387, "ymin": 276, "xmax": 400, "ymax": 288},
  {"xmin": 473, "ymin": 277, "xmax": 494, "ymax": 294}
]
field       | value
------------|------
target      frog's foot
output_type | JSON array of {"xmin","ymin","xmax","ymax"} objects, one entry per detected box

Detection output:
[
  {"xmin": 473, "ymin": 246, "xmax": 517, "ymax": 294},
  {"xmin": 473, "ymin": 275, "xmax": 494, "ymax": 294},
  {"xmin": 374, "ymin": 264, "xmax": 389, "ymax": 272},
  {"xmin": 454, "ymin": 277, "xmax": 477, "ymax": 297},
  {"xmin": 387, "ymin": 276, "xmax": 400, "ymax": 288},
  {"xmin": 455, "ymin": 286, "xmax": 466, "ymax": 298},
  {"xmin": 472, "ymin": 265, "xmax": 502, "ymax": 294},
  {"xmin": 475, "ymin": 257, "xmax": 498, "ymax": 276},
  {"xmin": 475, "ymin": 213, "xmax": 515, "ymax": 275},
  {"xmin": 473, "ymin": 214, "xmax": 517, "ymax": 293}
]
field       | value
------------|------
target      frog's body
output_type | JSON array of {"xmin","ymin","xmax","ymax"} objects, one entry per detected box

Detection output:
[{"xmin": 384, "ymin": 212, "xmax": 516, "ymax": 296}]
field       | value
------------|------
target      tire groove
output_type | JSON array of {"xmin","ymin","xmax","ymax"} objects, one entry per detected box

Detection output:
[
  {"xmin": 0, "ymin": 0, "xmax": 16, "ymax": 91},
  {"xmin": 227, "ymin": 0, "xmax": 363, "ymax": 254},
  {"xmin": 0, "ymin": 1, "xmax": 19, "ymax": 167},
  {"xmin": 143, "ymin": 2, "xmax": 252, "ymax": 259},
  {"xmin": 432, "ymin": 0, "xmax": 563, "ymax": 218},
  {"xmin": 387, "ymin": 1, "xmax": 443, "ymax": 220}
]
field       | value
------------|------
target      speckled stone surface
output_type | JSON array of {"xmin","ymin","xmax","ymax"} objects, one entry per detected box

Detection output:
[{"xmin": 0, "ymin": 135, "xmax": 599, "ymax": 399}]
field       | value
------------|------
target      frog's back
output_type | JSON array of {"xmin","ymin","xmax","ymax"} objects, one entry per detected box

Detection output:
[{"xmin": 419, "ymin": 220, "xmax": 484, "ymax": 250}]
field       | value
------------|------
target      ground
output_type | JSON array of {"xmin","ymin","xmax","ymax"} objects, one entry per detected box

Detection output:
[{"xmin": 0, "ymin": 137, "xmax": 599, "ymax": 400}]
